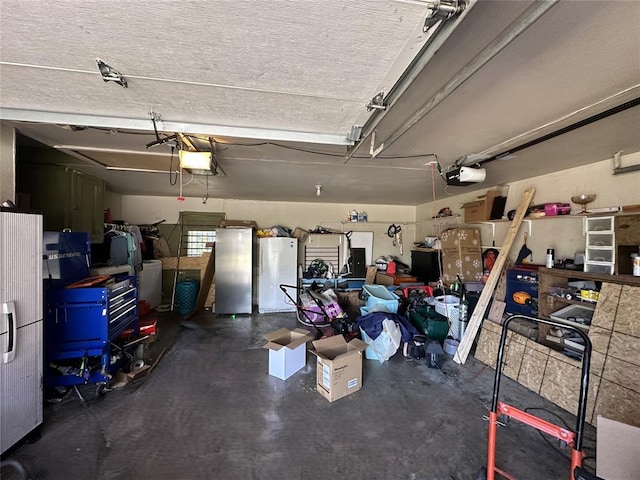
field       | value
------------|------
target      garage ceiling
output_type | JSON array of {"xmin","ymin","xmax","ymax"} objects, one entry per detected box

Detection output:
[{"xmin": 1, "ymin": 0, "xmax": 639, "ymax": 205}]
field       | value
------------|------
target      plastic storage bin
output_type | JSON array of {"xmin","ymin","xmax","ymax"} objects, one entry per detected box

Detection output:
[
  {"xmin": 434, "ymin": 295, "xmax": 461, "ymax": 340},
  {"xmin": 362, "ymin": 284, "xmax": 399, "ymax": 314},
  {"xmin": 434, "ymin": 295, "xmax": 460, "ymax": 320}
]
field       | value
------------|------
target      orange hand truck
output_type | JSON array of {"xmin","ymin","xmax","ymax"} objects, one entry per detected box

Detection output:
[{"xmin": 480, "ymin": 315, "xmax": 602, "ymax": 480}]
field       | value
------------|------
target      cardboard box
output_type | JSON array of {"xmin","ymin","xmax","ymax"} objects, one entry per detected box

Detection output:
[
  {"xmin": 461, "ymin": 190, "xmax": 507, "ymax": 222},
  {"xmin": 440, "ymin": 227, "xmax": 483, "ymax": 283},
  {"xmin": 263, "ymin": 328, "xmax": 314, "ymax": 380},
  {"xmin": 310, "ymin": 335, "xmax": 368, "ymax": 402},
  {"xmin": 220, "ymin": 220, "xmax": 257, "ymax": 228},
  {"xmin": 292, "ymin": 227, "xmax": 309, "ymax": 242},
  {"xmin": 597, "ymin": 416, "xmax": 640, "ymax": 479}
]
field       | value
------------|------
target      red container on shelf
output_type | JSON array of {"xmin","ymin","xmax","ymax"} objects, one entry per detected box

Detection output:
[{"xmin": 402, "ymin": 285, "xmax": 434, "ymax": 298}]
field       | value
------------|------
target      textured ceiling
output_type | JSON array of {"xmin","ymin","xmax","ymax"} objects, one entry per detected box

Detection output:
[
  {"xmin": 0, "ymin": 0, "xmax": 429, "ymax": 136},
  {"xmin": 2, "ymin": 0, "xmax": 640, "ymax": 205}
]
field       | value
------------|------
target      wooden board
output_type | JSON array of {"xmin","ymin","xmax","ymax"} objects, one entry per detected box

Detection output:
[
  {"xmin": 487, "ymin": 300, "xmax": 506, "ymax": 324},
  {"xmin": 454, "ymin": 187, "xmax": 536, "ymax": 364},
  {"xmin": 493, "ymin": 266, "xmax": 510, "ymax": 302},
  {"xmin": 365, "ymin": 266, "xmax": 378, "ymax": 284},
  {"xmin": 190, "ymin": 246, "xmax": 216, "ymax": 317}
]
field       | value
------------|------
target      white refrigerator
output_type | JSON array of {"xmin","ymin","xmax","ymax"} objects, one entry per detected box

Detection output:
[
  {"xmin": 258, "ymin": 237, "xmax": 298, "ymax": 313},
  {"xmin": 1, "ymin": 211, "xmax": 43, "ymax": 454}
]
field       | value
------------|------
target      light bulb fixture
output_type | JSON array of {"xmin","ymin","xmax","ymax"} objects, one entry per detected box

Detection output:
[
  {"xmin": 315, "ymin": 185, "xmax": 322, "ymax": 196},
  {"xmin": 179, "ymin": 150, "xmax": 212, "ymax": 170}
]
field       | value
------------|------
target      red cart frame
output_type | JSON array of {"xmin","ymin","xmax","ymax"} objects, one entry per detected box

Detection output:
[{"xmin": 483, "ymin": 315, "xmax": 593, "ymax": 480}]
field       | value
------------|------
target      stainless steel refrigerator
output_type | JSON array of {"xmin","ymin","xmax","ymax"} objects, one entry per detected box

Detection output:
[
  {"xmin": 258, "ymin": 237, "xmax": 298, "ymax": 313},
  {"xmin": 1, "ymin": 211, "xmax": 43, "ymax": 454},
  {"xmin": 214, "ymin": 227, "xmax": 254, "ymax": 314}
]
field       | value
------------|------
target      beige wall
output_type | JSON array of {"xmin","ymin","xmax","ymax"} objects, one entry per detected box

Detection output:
[
  {"xmin": 104, "ymin": 190, "xmax": 123, "ymax": 221},
  {"xmin": 416, "ymin": 152, "xmax": 640, "ymax": 263},
  {"xmin": 0, "ymin": 123, "xmax": 15, "ymax": 204},
  {"xmin": 121, "ymin": 151, "xmax": 640, "ymax": 268},
  {"xmin": 121, "ymin": 196, "xmax": 416, "ymax": 265}
]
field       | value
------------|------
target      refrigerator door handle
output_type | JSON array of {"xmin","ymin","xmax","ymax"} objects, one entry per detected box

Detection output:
[{"xmin": 2, "ymin": 301, "xmax": 17, "ymax": 364}]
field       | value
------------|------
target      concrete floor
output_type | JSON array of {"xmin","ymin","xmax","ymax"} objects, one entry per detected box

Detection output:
[{"xmin": 3, "ymin": 311, "xmax": 597, "ymax": 480}]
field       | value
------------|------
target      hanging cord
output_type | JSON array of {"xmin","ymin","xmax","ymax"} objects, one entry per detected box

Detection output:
[
  {"xmin": 177, "ymin": 163, "xmax": 185, "ymax": 201},
  {"xmin": 428, "ymin": 161, "xmax": 446, "ymax": 290},
  {"xmin": 202, "ymin": 175, "xmax": 209, "ymax": 204},
  {"xmin": 169, "ymin": 146, "xmax": 177, "ymax": 186}
]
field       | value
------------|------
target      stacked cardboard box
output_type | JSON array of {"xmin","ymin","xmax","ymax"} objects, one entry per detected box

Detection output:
[{"xmin": 440, "ymin": 227, "xmax": 483, "ymax": 283}]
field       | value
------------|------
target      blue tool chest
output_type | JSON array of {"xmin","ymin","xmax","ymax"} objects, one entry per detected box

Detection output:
[
  {"xmin": 44, "ymin": 276, "xmax": 139, "ymax": 388},
  {"xmin": 505, "ymin": 266, "xmax": 539, "ymax": 317}
]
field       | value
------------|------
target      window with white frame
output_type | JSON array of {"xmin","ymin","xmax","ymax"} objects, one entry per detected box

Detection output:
[{"xmin": 186, "ymin": 230, "xmax": 216, "ymax": 257}]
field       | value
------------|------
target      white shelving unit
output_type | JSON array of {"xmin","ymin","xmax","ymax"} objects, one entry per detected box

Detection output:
[{"xmin": 584, "ymin": 216, "xmax": 615, "ymax": 274}]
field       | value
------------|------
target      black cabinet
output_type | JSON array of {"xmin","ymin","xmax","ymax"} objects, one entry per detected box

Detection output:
[{"xmin": 411, "ymin": 249, "xmax": 440, "ymax": 283}]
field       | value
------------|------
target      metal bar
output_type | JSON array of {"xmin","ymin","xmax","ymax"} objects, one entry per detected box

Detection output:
[
  {"xmin": 346, "ymin": 0, "xmax": 476, "ymax": 161},
  {"xmin": 498, "ymin": 402, "xmax": 576, "ymax": 446},
  {"xmin": 613, "ymin": 164, "xmax": 640, "ymax": 175},
  {"xmin": 0, "ymin": 108, "xmax": 353, "ymax": 146},
  {"xmin": 171, "ymin": 214, "xmax": 185, "ymax": 312},
  {"xmin": 479, "ymin": 95, "xmax": 640, "ymax": 167},
  {"xmin": 493, "ymin": 466, "xmax": 517, "ymax": 480},
  {"xmin": 487, "ymin": 411, "xmax": 498, "ymax": 480},
  {"xmin": 491, "ymin": 315, "xmax": 592, "ymax": 452},
  {"xmin": 372, "ymin": 0, "xmax": 560, "ymax": 157},
  {"xmin": 54, "ymin": 145, "xmax": 174, "ymax": 156},
  {"xmin": 571, "ymin": 449, "xmax": 585, "ymax": 477}
]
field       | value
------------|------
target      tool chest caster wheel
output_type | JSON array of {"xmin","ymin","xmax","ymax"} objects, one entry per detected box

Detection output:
[{"xmin": 95, "ymin": 383, "xmax": 109, "ymax": 398}]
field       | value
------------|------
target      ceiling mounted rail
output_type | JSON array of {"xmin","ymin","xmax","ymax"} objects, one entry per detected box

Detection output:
[
  {"xmin": 350, "ymin": 0, "xmax": 559, "ymax": 160},
  {"xmin": 346, "ymin": 0, "xmax": 474, "ymax": 161},
  {"xmin": 477, "ymin": 95, "xmax": 640, "ymax": 167}
]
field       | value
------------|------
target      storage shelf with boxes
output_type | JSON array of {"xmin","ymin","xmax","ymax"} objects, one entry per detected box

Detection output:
[{"xmin": 461, "ymin": 188, "xmax": 508, "ymax": 223}]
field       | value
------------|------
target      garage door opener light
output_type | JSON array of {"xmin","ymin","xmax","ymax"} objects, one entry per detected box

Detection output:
[{"xmin": 179, "ymin": 150, "xmax": 212, "ymax": 170}]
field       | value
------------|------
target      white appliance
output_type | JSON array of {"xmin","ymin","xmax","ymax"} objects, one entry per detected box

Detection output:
[
  {"xmin": 138, "ymin": 260, "xmax": 163, "ymax": 309},
  {"xmin": 1, "ymin": 211, "xmax": 43, "ymax": 454},
  {"xmin": 215, "ymin": 228, "xmax": 254, "ymax": 314},
  {"xmin": 258, "ymin": 237, "xmax": 298, "ymax": 313}
]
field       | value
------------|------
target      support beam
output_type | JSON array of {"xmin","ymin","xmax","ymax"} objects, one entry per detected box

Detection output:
[
  {"xmin": 345, "ymin": 0, "xmax": 476, "ymax": 160},
  {"xmin": 361, "ymin": 0, "xmax": 559, "ymax": 158},
  {"xmin": 0, "ymin": 108, "xmax": 353, "ymax": 146}
]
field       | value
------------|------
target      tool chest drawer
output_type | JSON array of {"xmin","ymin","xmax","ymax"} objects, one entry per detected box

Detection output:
[{"xmin": 44, "ymin": 276, "xmax": 139, "ymax": 389}]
